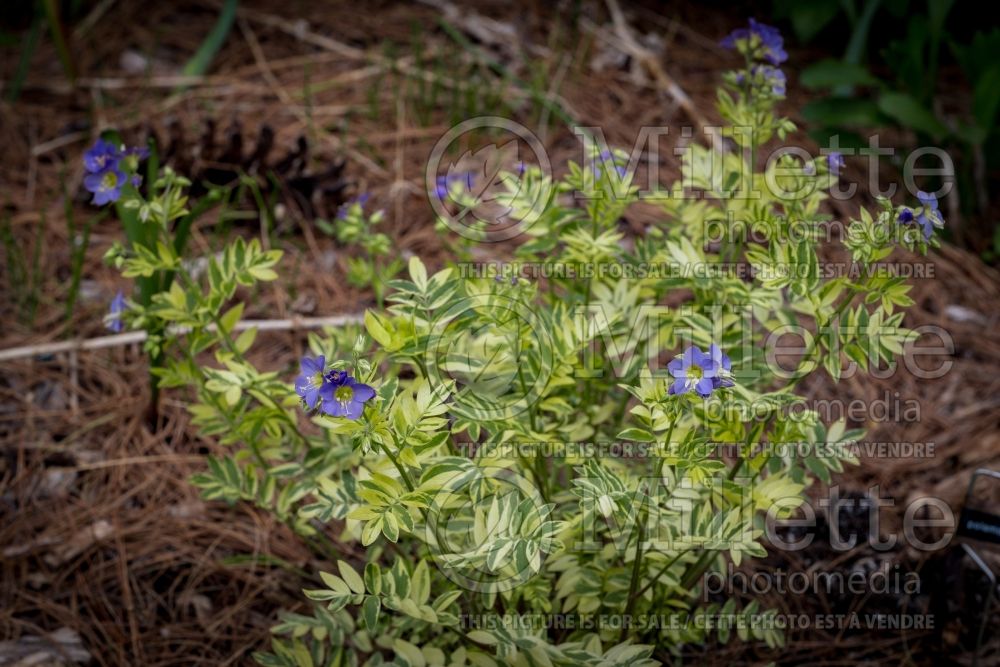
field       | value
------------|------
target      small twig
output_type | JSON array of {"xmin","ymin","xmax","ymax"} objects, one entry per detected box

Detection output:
[
  {"xmin": 0, "ymin": 314, "xmax": 364, "ymax": 362},
  {"xmin": 232, "ymin": 2, "xmax": 482, "ymax": 96},
  {"xmin": 392, "ymin": 92, "xmax": 407, "ymax": 228},
  {"xmin": 73, "ymin": 0, "xmax": 117, "ymax": 39},
  {"xmin": 69, "ymin": 454, "xmax": 205, "ymax": 472},
  {"xmin": 31, "ymin": 130, "xmax": 89, "ymax": 158},
  {"xmin": 538, "ymin": 53, "xmax": 572, "ymax": 143},
  {"xmin": 238, "ymin": 18, "xmax": 295, "ymax": 107},
  {"xmin": 237, "ymin": 18, "xmax": 387, "ymax": 178},
  {"xmin": 69, "ymin": 349, "xmax": 79, "ymax": 416},
  {"xmin": 113, "ymin": 524, "xmax": 144, "ymax": 664}
]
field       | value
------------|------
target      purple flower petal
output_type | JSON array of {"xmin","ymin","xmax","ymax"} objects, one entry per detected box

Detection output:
[
  {"xmin": 695, "ymin": 378, "xmax": 715, "ymax": 397},
  {"xmin": 295, "ymin": 355, "xmax": 326, "ymax": 409},
  {"xmin": 828, "ymin": 152, "xmax": 845, "ymax": 175},
  {"xmin": 300, "ymin": 355, "xmax": 325, "ymax": 376},
  {"xmin": 349, "ymin": 381, "xmax": 375, "ymax": 402},
  {"xmin": 83, "ymin": 172, "xmax": 105, "ymax": 191},
  {"xmin": 723, "ymin": 19, "xmax": 786, "ymax": 64},
  {"xmin": 697, "ymin": 357, "xmax": 720, "ymax": 378},
  {"xmin": 917, "ymin": 191, "xmax": 937, "ymax": 211},
  {"xmin": 84, "ymin": 138, "xmax": 121, "ymax": 174},
  {"xmin": 106, "ymin": 290, "xmax": 127, "ymax": 333},
  {"xmin": 668, "ymin": 378, "xmax": 688, "ymax": 395},
  {"xmin": 916, "ymin": 213, "xmax": 934, "ymax": 240},
  {"xmin": 301, "ymin": 384, "xmax": 322, "ymax": 409},
  {"xmin": 321, "ymin": 398, "xmax": 349, "ymax": 417},
  {"xmin": 343, "ymin": 400, "xmax": 367, "ymax": 420},
  {"xmin": 327, "ymin": 369, "xmax": 348, "ymax": 386},
  {"xmin": 682, "ymin": 346, "xmax": 701, "ymax": 367}
]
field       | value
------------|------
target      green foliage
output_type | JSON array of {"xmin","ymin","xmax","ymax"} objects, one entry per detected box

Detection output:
[
  {"xmin": 180, "ymin": 0, "xmax": 238, "ymax": 80},
  {"xmin": 780, "ymin": 0, "xmax": 996, "ymax": 230},
  {"xmin": 1, "ymin": 209, "xmax": 45, "ymax": 325},
  {"xmin": 317, "ymin": 200, "xmax": 403, "ymax": 307},
  {"xmin": 63, "ymin": 183, "xmax": 104, "ymax": 329},
  {"xmin": 101, "ymin": 36, "xmax": 935, "ymax": 666},
  {"xmin": 4, "ymin": 6, "xmax": 42, "ymax": 103}
]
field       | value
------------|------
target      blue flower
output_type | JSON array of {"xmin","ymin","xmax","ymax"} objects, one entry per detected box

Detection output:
[
  {"xmin": 294, "ymin": 359, "xmax": 376, "ymax": 419},
  {"xmin": 123, "ymin": 145, "xmax": 150, "ymax": 161},
  {"xmin": 828, "ymin": 152, "xmax": 845, "ymax": 175},
  {"xmin": 434, "ymin": 172, "xmax": 475, "ymax": 200},
  {"xmin": 336, "ymin": 192, "xmax": 371, "ymax": 219},
  {"xmin": 320, "ymin": 371, "xmax": 375, "ymax": 419},
  {"xmin": 667, "ymin": 344, "xmax": 733, "ymax": 397},
  {"xmin": 594, "ymin": 150, "xmax": 628, "ymax": 179},
  {"xmin": 84, "ymin": 139, "xmax": 120, "ymax": 174},
  {"xmin": 434, "ymin": 176, "xmax": 449, "ymax": 199},
  {"xmin": 106, "ymin": 290, "xmax": 126, "ymax": 333},
  {"xmin": 294, "ymin": 355, "xmax": 327, "ymax": 409},
  {"xmin": 82, "ymin": 139, "xmax": 148, "ymax": 205},
  {"xmin": 898, "ymin": 191, "xmax": 943, "ymax": 240},
  {"xmin": 720, "ymin": 27, "xmax": 748, "ymax": 50},
  {"xmin": 84, "ymin": 166, "xmax": 128, "ymax": 205},
  {"xmin": 722, "ymin": 19, "xmax": 787, "ymax": 65},
  {"xmin": 754, "ymin": 65, "xmax": 786, "ymax": 95}
]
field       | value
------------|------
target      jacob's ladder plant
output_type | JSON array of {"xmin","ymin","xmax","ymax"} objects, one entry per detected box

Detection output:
[{"xmin": 95, "ymin": 18, "xmax": 938, "ymax": 667}]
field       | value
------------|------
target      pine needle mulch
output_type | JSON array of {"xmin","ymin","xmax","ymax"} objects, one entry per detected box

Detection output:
[{"xmin": 2, "ymin": 2, "xmax": 998, "ymax": 665}]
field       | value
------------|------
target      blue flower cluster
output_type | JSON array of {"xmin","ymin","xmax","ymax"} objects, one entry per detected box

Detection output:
[
  {"xmin": 755, "ymin": 65, "xmax": 786, "ymax": 96},
  {"xmin": 667, "ymin": 344, "xmax": 734, "ymax": 398},
  {"xmin": 594, "ymin": 150, "xmax": 628, "ymax": 180},
  {"xmin": 335, "ymin": 192, "xmax": 371, "ymax": 220},
  {"xmin": 83, "ymin": 138, "xmax": 148, "ymax": 206},
  {"xmin": 723, "ymin": 19, "xmax": 788, "ymax": 98},
  {"xmin": 295, "ymin": 355, "xmax": 375, "ymax": 419},
  {"xmin": 721, "ymin": 18, "xmax": 787, "ymax": 65},
  {"xmin": 434, "ymin": 172, "xmax": 475, "ymax": 200},
  {"xmin": 897, "ymin": 191, "xmax": 944, "ymax": 240}
]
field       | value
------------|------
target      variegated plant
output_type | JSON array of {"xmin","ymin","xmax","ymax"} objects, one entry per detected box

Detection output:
[{"xmin": 96, "ymin": 18, "xmax": 940, "ymax": 667}]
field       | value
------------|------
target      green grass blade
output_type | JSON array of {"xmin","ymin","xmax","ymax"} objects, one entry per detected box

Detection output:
[
  {"xmin": 65, "ymin": 211, "xmax": 103, "ymax": 329},
  {"xmin": 181, "ymin": 0, "xmax": 238, "ymax": 79},
  {"xmin": 27, "ymin": 208, "xmax": 46, "ymax": 325},
  {"xmin": 4, "ymin": 16, "xmax": 42, "ymax": 102},
  {"xmin": 41, "ymin": 0, "xmax": 76, "ymax": 83}
]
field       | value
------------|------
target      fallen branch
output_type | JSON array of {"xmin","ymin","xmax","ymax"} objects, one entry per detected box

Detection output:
[{"xmin": 0, "ymin": 314, "xmax": 364, "ymax": 362}]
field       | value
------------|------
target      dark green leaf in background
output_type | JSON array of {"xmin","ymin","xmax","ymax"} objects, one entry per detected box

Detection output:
[
  {"xmin": 877, "ymin": 91, "xmax": 948, "ymax": 139},
  {"xmin": 800, "ymin": 59, "xmax": 879, "ymax": 89}
]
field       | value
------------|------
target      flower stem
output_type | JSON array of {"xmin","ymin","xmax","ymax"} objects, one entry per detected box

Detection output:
[
  {"xmin": 619, "ymin": 503, "xmax": 648, "ymax": 642},
  {"xmin": 380, "ymin": 438, "xmax": 415, "ymax": 492}
]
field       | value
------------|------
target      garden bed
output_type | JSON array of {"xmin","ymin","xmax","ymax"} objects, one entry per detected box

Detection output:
[{"xmin": 2, "ymin": 2, "xmax": 999, "ymax": 665}]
